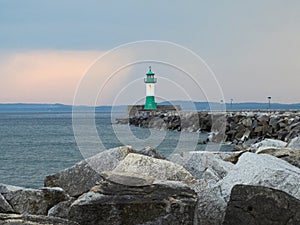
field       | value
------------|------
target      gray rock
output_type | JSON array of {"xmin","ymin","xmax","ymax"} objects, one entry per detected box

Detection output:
[
  {"xmin": 113, "ymin": 153, "xmax": 195, "ymax": 183},
  {"xmin": 138, "ymin": 146, "xmax": 166, "ymax": 159},
  {"xmin": 250, "ymin": 138, "xmax": 287, "ymax": 152},
  {"xmin": 0, "ymin": 184, "xmax": 23, "ymax": 194},
  {"xmin": 287, "ymin": 136, "xmax": 300, "ymax": 150},
  {"xmin": 3, "ymin": 187, "xmax": 69, "ymax": 215},
  {"xmin": 168, "ymin": 151, "xmax": 233, "ymax": 184},
  {"xmin": 223, "ymin": 184, "xmax": 300, "ymax": 225},
  {"xmin": 194, "ymin": 184, "xmax": 226, "ymax": 225},
  {"xmin": 196, "ymin": 152, "xmax": 300, "ymax": 225},
  {"xmin": 0, "ymin": 193, "xmax": 14, "ymax": 213},
  {"xmin": 0, "ymin": 213, "xmax": 79, "ymax": 225},
  {"xmin": 99, "ymin": 171, "xmax": 155, "ymax": 187},
  {"xmin": 218, "ymin": 152, "xmax": 300, "ymax": 201},
  {"xmin": 257, "ymin": 148, "xmax": 300, "ymax": 168},
  {"xmin": 48, "ymin": 198, "xmax": 75, "ymax": 219},
  {"xmin": 68, "ymin": 174, "xmax": 197, "ymax": 225},
  {"xmin": 45, "ymin": 146, "xmax": 134, "ymax": 197}
]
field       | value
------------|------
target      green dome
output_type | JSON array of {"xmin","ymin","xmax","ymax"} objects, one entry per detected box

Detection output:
[{"xmin": 146, "ymin": 66, "xmax": 155, "ymax": 76}]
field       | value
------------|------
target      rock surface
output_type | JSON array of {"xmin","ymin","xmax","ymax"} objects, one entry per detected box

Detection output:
[
  {"xmin": 44, "ymin": 146, "xmax": 134, "ymax": 197},
  {"xmin": 218, "ymin": 152, "xmax": 300, "ymax": 201},
  {"xmin": 168, "ymin": 151, "xmax": 233, "ymax": 184},
  {"xmin": 250, "ymin": 138, "xmax": 287, "ymax": 153},
  {"xmin": 287, "ymin": 136, "xmax": 300, "ymax": 149},
  {"xmin": 48, "ymin": 198, "xmax": 75, "ymax": 219},
  {"xmin": 258, "ymin": 148, "xmax": 300, "ymax": 168},
  {"xmin": 137, "ymin": 146, "xmax": 166, "ymax": 159},
  {"xmin": 128, "ymin": 111, "xmax": 300, "ymax": 144},
  {"xmin": 223, "ymin": 184, "xmax": 300, "ymax": 225},
  {"xmin": 68, "ymin": 171, "xmax": 197, "ymax": 225},
  {"xmin": 0, "ymin": 213, "xmax": 79, "ymax": 225},
  {"xmin": 2, "ymin": 187, "xmax": 68, "ymax": 215},
  {"xmin": 113, "ymin": 153, "xmax": 195, "ymax": 183},
  {"xmin": 195, "ymin": 152, "xmax": 300, "ymax": 225},
  {"xmin": 0, "ymin": 193, "xmax": 13, "ymax": 213}
]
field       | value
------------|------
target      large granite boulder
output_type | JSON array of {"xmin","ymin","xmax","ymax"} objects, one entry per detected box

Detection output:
[
  {"xmin": 223, "ymin": 184, "xmax": 300, "ymax": 225},
  {"xmin": 68, "ymin": 171, "xmax": 197, "ymax": 225},
  {"xmin": 113, "ymin": 153, "xmax": 195, "ymax": 183},
  {"xmin": 1, "ymin": 185, "xmax": 68, "ymax": 215},
  {"xmin": 45, "ymin": 146, "xmax": 134, "ymax": 197},
  {"xmin": 287, "ymin": 136, "xmax": 300, "ymax": 149},
  {"xmin": 0, "ymin": 213, "xmax": 79, "ymax": 225},
  {"xmin": 257, "ymin": 148, "xmax": 300, "ymax": 168},
  {"xmin": 195, "ymin": 152, "xmax": 300, "ymax": 225},
  {"xmin": 250, "ymin": 138, "xmax": 287, "ymax": 153},
  {"xmin": 218, "ymin": 152, "xmax": 300, "ymax": 201},
  {"xmin": 168, "ymin": 151, "xmax": 233, "ymax": 184}
]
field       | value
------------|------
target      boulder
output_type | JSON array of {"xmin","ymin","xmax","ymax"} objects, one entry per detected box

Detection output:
[
  {"xmin": 287, "ymin": 136, "xmax": 300, "ymax": 150},
  {"xmin": 2, "ymin": 186, "xmax": 69, "ymax": 215},
  {"xmin": 68, "ymin": 172, "xmax": 197, "ymax": 225},
  {"xmin": 196, "ymin": 152, "xmax": 300, "ymax": 225},
  {"xmin": 218, "ymin": 153, "xmax": 300, "ymax": 201},
  {"xmin": 223, "ymin": 184, "xmax": 300, "ymax": 225},
  {"xmin": 45, "ymin": 146, "xmax": 134, "ymax": 197},
  {"xmin": 48, "ymin": 198, "xmax": 76, "ymax": 219},
  {"xmin": 195, "ymin": 185, "xmax": 227, "ymax": 225},
  {"xmin": 250, "ymin": 139, "xmax": 287, "ymax": 153},
  {"xmin": 168, "ymin": 151, "xmax": 233, "ymax": 184},
  {"xmin": 137, "ymin": 146, "xmax": 166, "ymax": 159},
  {"xmin": 257, "ymin": 148, "xmax": 300, "ymax": 168},
  {"xmin": 0, "ymin": 193, "xmax": 13, "ymax": 213},
  {"xmin": 0, "ymin": 213, "xmax": 79, "ymax": 225},
  {"xmin": 113, "ymin": 153, "xmax": 195, "ymax": 183}
]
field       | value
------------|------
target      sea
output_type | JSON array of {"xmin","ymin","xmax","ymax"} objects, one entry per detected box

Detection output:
[{"xmin": 0, "ymin": 112, "xmax": 231, "ymax": 188}]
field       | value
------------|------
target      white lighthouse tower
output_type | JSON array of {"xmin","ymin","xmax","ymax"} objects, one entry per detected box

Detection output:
[{"xmin": 144, "ymin": 66, "xmax": 157, "ymax": 110}]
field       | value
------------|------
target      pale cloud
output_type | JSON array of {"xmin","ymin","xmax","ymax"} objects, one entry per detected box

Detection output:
[{"xmin": 0, "ymin": 50, "xmax": 133, "ymax": 105}]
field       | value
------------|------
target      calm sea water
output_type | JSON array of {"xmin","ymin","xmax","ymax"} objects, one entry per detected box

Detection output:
[{"xmin": 0, "ymin": 112, "xmax": 231, "ymax": 188}]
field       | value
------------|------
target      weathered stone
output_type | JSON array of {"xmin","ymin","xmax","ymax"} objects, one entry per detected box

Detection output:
[
  {"xmin": 195, "ymin": 185, "xmax": 226, "ymax": 225},
  {"xmin": 68, "ymin": 175, "xmax": 197, "ymax": 225},
  {"xmin": 250, "ymin": 138, "xmax": 287, "ymax": 153},
  {"xmin": 100, "ymin": 171, "xmax": 155, "ymax": 187},
  {"xmin": 0, "ymin": 193, "xmax": 13, "ymax": 213},
  {"xmin": 223, "ymin": 184, "xmax": 300, "ymax": 225},
  {"xmin": 137, "ymin": 146, "xmax": 166, "ymax": 159},
  {"xmin": 113, "ymin": 153, "xmax": 195, "ymax": 183},
  {"xmin": 222, "ymin": 150, "xmax": 250, "ymax": 164},
  {"xmin": 48, "ymin": 198, "xmax": 75, "ymax": 219},
  {"xmin": 241, "ymin": 118, "xmax": 252, "ymax": 127},
  {"xmin": 45, "ymin": 146, "xmax": 134, "ymax": 197},
  {"xmin": 287, "ymin": 136, "xmax": 300, "ymax": 149},
  {"xmin": 197, "ymin": 152, "xmax": 300, "ymax": 225},
  {"xmin": 258, "ymin": 148, "xmax": 300, "ymax": 168},
  {"xmin": 3, "ymin": 187, "xmax": 69, "ymax": 215},
  {"xmin": 0, "ymin": 213, "xmax": 79, "ymax": 225},
  {"xmin": 168, "ymin": 151, "xmax": 233, "ymax": 184}
]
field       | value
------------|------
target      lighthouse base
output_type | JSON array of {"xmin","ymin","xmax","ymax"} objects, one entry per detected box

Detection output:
[{"xmin": 144, "ymin": 96, "xmax": 157, "ymax": 110}]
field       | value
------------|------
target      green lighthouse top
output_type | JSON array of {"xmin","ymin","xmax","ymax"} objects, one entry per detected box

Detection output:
[
  {"xmin": 146, "ymin": 66, "xmax": 155, "ymax": 76},
  {"xmin": 144, "ymin": 66, "xmax": 157, "ymax": 83}
]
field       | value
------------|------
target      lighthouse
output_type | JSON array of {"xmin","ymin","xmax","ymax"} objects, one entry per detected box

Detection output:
[{"xmin": 144, "ymin": 66, "xmax": 157, "ymax": 110}]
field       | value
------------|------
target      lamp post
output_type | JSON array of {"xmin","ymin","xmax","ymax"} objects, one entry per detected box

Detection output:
[
  {"xmin": 230, "ymin": 98, "xmax": 233, "ymax": 109},
  {"xmin": 267, "ymin": 96, "xmax": 271, "ymax": 110}
]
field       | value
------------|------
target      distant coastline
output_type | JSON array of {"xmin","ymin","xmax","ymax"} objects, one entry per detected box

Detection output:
[{"xmin": 1, "ymin": 101, "xmax": 300, "ymax": 113}]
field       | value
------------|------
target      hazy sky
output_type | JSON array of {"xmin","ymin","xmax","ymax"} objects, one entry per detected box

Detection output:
[{"xmin": 0, "ymin": 0, "xmax": 299, "ymax": 104}]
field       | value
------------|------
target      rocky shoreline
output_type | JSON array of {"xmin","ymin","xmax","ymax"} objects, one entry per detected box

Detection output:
[
  {"xmin": 1, "ymin": 141, "xmax": 300, "ymax": 224},
  {"xmin": 126, "ymin": 110, "xmax": 300, "ymax": 146}
]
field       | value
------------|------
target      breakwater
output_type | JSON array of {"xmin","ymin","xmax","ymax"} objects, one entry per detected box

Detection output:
[{"xmin": 127, "ymin": 111, "xmax": 300, "ymax": 144}]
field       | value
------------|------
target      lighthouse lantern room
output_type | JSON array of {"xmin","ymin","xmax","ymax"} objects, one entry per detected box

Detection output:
[{"xmin": 144, "ymin": 66, "xmax": 157, "ymax": 110}]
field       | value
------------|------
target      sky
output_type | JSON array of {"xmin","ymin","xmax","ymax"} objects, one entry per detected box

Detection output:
[{"xmin": 0, "ymin": 0, "xmax": 300, "ymax": 105}]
